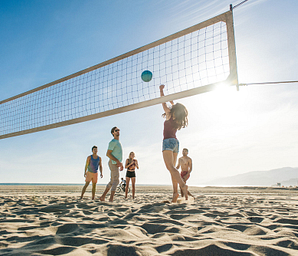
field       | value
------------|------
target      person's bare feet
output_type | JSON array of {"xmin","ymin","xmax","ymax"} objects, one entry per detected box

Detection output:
[
  {"xmin": 99, "ymin": 196, "xmax": 105, "ymax": 202},
  {"xmin": 172, "ymin": 192, "xmax": 179, "ymax": 203}
]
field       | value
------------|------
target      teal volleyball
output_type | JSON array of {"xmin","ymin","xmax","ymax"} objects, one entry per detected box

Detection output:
[{"xmin": 141, "ymin": 70, "xmax": 153, "ymax": 82}]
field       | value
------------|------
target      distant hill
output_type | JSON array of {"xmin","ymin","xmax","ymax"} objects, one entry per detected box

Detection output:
[
  {"xmin": 281, "ymin": 178, "xmax": 298, "ymax": 186},
  {"xmin": 204, "ymin": 167, "xmax": 298, "ymax": 186}
]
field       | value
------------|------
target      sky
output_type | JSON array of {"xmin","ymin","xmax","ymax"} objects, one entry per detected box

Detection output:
[{"xmin": 0, "ymin": 0, "xmax": 297, "ymax": 185}]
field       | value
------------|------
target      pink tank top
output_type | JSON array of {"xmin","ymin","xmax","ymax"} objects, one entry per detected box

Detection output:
[{"xmin": 163, "ymin": 117, "xmax": 177, "ymax": 140}]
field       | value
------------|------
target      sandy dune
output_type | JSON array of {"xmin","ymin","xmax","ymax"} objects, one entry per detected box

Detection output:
[{"xmin": 0, "ymin": 185, "xmax": 298, "ymax": 255}]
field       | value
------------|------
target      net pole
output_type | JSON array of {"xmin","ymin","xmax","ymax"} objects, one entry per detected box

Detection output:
[{"xmin": 226, "ymin": 9, "xmax": 239, "ymax": 90}]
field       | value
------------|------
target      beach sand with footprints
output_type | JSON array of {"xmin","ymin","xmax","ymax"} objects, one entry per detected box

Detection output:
[{"xmin": 0, "ymin": 185, "xmax": 298, "ymax": 255}]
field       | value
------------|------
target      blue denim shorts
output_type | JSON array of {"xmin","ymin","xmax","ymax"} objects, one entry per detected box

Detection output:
[{"xmin": 162, "ymin": 138, "xmax": 179, "ymax": 153}]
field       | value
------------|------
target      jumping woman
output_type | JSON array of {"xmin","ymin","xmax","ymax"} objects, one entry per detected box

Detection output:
[{"xmin": 160, "ymin": 84, "xmax": 189, "ymax": 202}]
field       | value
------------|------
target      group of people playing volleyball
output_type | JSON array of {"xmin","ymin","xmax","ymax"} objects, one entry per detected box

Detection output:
[{"xmin": 80, "ymin": 85, "xmax": 193, "ymax": 203}]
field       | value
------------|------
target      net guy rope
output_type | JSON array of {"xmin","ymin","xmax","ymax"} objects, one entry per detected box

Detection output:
[{"xmin": 0, "ymin": 10, "xmax": 238, "ymax": 140}]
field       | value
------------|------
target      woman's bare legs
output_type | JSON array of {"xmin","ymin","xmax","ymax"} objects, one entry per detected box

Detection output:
[
  {"xmin": 163, "ymin": 150, "xmax": 188, "ymax": 201},
  {"xmin": 125, "ymin": 177, "xmax": 130, "ymax": 199},
  {"xmin": 170, "ymin": 173, "xmax": 179, "ymax": 203},
  {"xmin": 171, "ymin": 152, "xmax": 179, "ymax": 202},
  {"xmin": 131, "ymin": 177, "xmax": 136, "ymax": 199}
]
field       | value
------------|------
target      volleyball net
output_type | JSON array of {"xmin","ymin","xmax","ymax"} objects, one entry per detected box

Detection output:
[{"xmin": 0, "ymin": 10, "xmax": 238, "ymax": 140}]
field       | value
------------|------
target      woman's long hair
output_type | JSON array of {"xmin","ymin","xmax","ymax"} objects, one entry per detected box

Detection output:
[
  {"xmin": 162, "ymin": 103, "xmax": 188, "ymax": 130},
  {"xmin": 128, "ymin": 152, "xmax": 134, "ymax": 164}
]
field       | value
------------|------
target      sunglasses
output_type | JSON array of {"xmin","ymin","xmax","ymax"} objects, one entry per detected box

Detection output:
[{"xmin": 115, "ymin": 129, "xmax": 120, "ymax": 132}]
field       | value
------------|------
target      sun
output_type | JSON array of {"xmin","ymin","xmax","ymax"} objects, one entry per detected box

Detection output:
[{"xmin": 183, "ymin": 83, "xmax": 255, "ymax": 134}]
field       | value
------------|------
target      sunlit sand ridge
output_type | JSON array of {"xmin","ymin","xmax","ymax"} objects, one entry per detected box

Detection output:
[{"xmin": 0, "ymin": 185, "xmax": 298, "ymax": 255}]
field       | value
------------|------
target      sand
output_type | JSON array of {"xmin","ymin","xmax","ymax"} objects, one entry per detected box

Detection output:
[{"xmin": 0, "ymin": 185, "xmax": 298, "ymax": 255}]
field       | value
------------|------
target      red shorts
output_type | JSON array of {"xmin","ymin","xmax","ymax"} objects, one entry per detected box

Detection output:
[
  {"xmin": 181, "ymin": 171, "xmax": 189, "ymax": 180},
  {"xmin": 85, "ymin": 172, "xmax": 98, "ymax": 184}
]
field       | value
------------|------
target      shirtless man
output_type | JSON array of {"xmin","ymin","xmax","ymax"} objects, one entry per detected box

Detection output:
[{"xmin": 176, "ymin": 148, "xmax": 194, "ymax": 198}]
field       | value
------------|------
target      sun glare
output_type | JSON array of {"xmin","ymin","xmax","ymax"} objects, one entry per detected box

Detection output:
[
  {"xmin": 186, "ymin": 84, "xmax": 253, "ymax": 136},
  {"xmin": 204, "ymin": 85, "xmax": 241, "ymax": 116}
]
